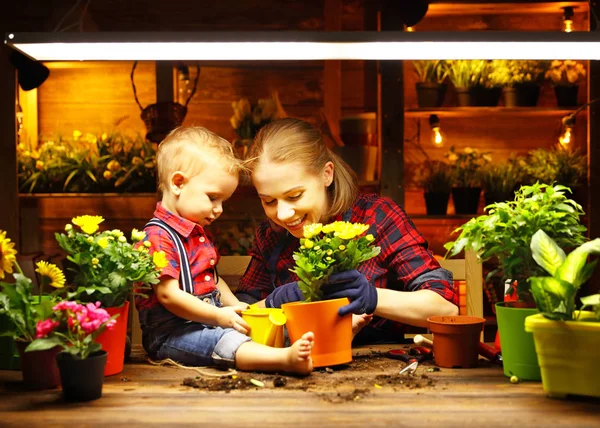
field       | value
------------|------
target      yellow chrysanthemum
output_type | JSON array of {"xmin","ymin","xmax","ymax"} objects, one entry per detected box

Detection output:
[
  {"xmin": 366, "ymin": 234, "xmax": 375, "ymax": 242},
  {"xmin": 73, "ymin": 130, "xmax": 82, "ymax": 139},
  {"xmin": 97, "ymin": 237, "xmax": 109, "ymax": 249},
  {"xmin": 92, "ymin": 258, "xmax": 99, "ymax": 265},
  {"xmin": 153, "ymin": 251, "xmax": 168, "ymax": 269},
  {"xmin": 143, "ymin": 240, "xmax": 152, "ymax": 248},
  {"xmin": 0, "ymin": 230, "xmax": 17, "ymax": 280},
  {"xmin": 131, "ymin": 229, "xmax": 146, "ymax": 242},
  {"xmin": 35, "ymin": 261, "xmax": 66, "ymax": 289},
  {"xmin": 303, "ymin": 239, "xmax": 314, "ymax": 249},
  {"xmin": 118, "ymin": 236, "xmax": 127, "ymax": 243},
  {"xmin": 302, "ymin": 223, "xmax": 323, "ymax": 239},
  {"xmin": 330, "ymin": 221, "xmax": 369, "ymax": 240},
  {"xmin": 72, "ymin": 215, "xmax": 104, "ymax": 234}
]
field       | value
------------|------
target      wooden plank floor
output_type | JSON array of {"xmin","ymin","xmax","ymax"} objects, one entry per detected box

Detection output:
[{"xmin": 1, "ymin": 345, "xmax": 599, "ymax": 427}]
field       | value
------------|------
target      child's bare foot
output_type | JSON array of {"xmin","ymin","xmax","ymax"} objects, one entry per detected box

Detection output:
[
  {"xmin": 352, "ymin": 313, "xmax": 373, "ymax": 337},
  {"xmin": 285, "ymin": 332, "xmax": 314, "ymax": 375}
]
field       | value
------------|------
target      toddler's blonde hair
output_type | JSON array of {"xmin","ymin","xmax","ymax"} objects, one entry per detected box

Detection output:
[{"xmin": 157, "ymin": 126, "xmax": 243, "ymax": 192}]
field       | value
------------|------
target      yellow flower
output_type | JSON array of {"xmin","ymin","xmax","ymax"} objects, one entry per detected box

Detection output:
[
  {"xmin": 303, "ymin": 223, "xmax": 323, "ymax": 239},
  {"xmin": 366, "ymin": 234, "xmax": 375, "ymax": 242},
  {"xmin": 153, "ymin": 251, "xmax": 168, "ymax": 269},
  {"xmin": 92, "ymin": 258, "xmax": 99, "ymax": 265},
  {"xmin": 327, "ymin": 250, "xmax": 333, "ymax": 256},
  {"xmin": 73, "ymin": 130, "xmax": 82, "ymax": 140},
  {"xmin": 103, "ymin": 170, "xmax": 113, "ymax": 180},
  {"xmin": 143, "ymin": 240, "xmax": 152, "ymax": 248},
  {"xmin": 35, "ymin": 261, "xmax": 65, "ymax": 289},
  {"xmin": 65, "ymin": 224, "xmax": 73, "ymax": 232},
  {"xmin": 339, "ymin": 245, "xmax": 346, "ymax": 251},
  {"xmin": 0, "ymin": 230, "xmax": 17, "ymax": 280},
  {"xmin": 131, "ymin": 229, "xmax": 146, "ymax": 242},
  {"xmin": 118, "ymin": 236, "xmax": 127, "ymax": 243},
  {"xmin": 87, "ymin": 237, "xmax": 94, "ymax": 243},
  {"xmin": 107, "ymin": 159, "xmax": 121, "ymax": 172},
  {"xmin": 97, "ymin": 237, "xmax": 109, "ymax": 249},
  {"xmin": 101, "ymin": 133, "xmax": 108, "ymax": 141},
  {"xmin": 304, "ymin": 239, "xmax": 314, "ymax": 249},
  {"xmin": 35, "ymin": 160, "xmax": 44, "ymax": 171},
  {"xmin": 72, "ymin": 215, "xmax": 104, "ymax": 234}
]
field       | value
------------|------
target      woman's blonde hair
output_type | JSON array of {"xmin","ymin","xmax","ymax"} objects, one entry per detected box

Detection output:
[
  {"xmin": 156, "ymin": 126, "xmax": 243, "ymax": 191},
  {"xmin": 245, "ymin": 118, "xmax": 358, "ymax": 218}
]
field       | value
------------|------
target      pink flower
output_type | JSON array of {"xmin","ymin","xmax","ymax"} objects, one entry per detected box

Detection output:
[
  {"xmin": 35, "ymin": 319, "xmax": 59, "ymax": 338},
  {"xmin": 53, "ymin": 301, "xmax": 82, "ymax": 312}
]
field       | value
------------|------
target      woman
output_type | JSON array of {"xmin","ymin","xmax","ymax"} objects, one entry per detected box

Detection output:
[{"xmin": 235, "ymin": 118, "xmax": 458, "ymax": 344}]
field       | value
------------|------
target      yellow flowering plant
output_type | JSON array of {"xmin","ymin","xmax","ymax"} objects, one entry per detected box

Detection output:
[
  {"xmin": 56, "ymin": 215, "xmax": 168, "ymax": 308},
  {"xmin": 0, "ymin": 230, "xmax": 66, "ymax": 342},
  {"xmin": 290, "ymin": 222, "xmax": 381, "ymax": 302},
  {"xmin": 545, "ymin": 60, "xmax": 586, "ymax": 86}
]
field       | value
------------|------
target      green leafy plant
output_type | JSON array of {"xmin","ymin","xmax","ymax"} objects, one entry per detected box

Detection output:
[
  {"xmin": 446, "ymin": 146, "xmax": 492, "ymax": 187},
  {"xmin": 56, "ymin": 215, "xmax": 167, "ymax": 308},
  {"xmin": 26, "ymin": 301, "xmax": 117, "ymax": 359},
  {"xmin": 0, "ymin": 230, "xmax": 65, "ymax": 342},
  {"xmin": 480, "ymin": 158, "xmax": 524, "ymax": 202},
  {"xmin": 522, "ymin": 148, "xmax": 587, "ymax": 189},
  {"xmin": 414, "ymin": 160, "xmax": 454, "ymax": 193},
  {"xmin": 290, "ymin": 222, "xmax": 381, "ymax": 302},
  {"xmin": 444, "ymin": 183, "xmax": 587, "ymax": 303},
  {"xmin": 528, "ymin": 229, "xmax": 600, "ymax": 321},
  {"xmin": 445, "ymin": 60, "xmax": 486, "ymax": 88},
  {"xmin": 412, "ymin": 60, "xmax": 448, "ymax": 84},
  {"xmin": 488, "ymin": 60, "xmax": 550, "ymax": 87},
  {"xmin": 17, "ymin": 130, "xmax": 156, "ymax": 193}
]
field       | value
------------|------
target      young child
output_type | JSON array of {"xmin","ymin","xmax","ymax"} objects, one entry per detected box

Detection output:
[{"xmin": 136, "ymin": 126, "xmax": 314, "ymax": 375}]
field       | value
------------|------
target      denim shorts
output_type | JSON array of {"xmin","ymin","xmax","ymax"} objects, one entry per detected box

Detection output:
[{"xmin": 139, "ymin": 289, "xmax": 251, "ymax": 368}]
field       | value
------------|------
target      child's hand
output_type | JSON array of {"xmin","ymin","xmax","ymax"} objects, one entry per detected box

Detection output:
[
  {"xmin": 217, "ymin": 306, "xmax": 250, "ymax": 335},
  {"xmin": 233, "ymin": 302, "xmax": 250, "ymax": 311}
]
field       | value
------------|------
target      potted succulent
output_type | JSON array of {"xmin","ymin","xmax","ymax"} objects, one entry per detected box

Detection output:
[
  {"xmin": 545, "ymin": 60, "xmax": 586, "ymax": 107},
  {"xmin": 444, "ymin": 183, "xmax": 587, "ymax": 380},
  {"xmin": 525, "ymin": 229, "xmax": 600, "ymax": 398},
  {"xmin": 445, "ymin": 60, "xmax": 487, "ymax": 107},
  {"xmin": 0, "ymin": 230, "xmax": 65, "ymax": 389},
  {"xmin": 26, "ymin": 300, "xmax": 117, "ymax": 402},
  {"xmin": 446, "ymin": 146, "xmax": 491, "ymax": 214},
  {"xmin": 480, "ymin": 158, "xmax": 524, "ymax": 207},
  {"xmin": 414, "ymin": 160, "xmax": 454, "ymax": 215},
  {"xmin": 56, "ymin": 215, "xmax": 167, "ymax": 376},
  {"xmin": 282, "ymin": 221, "xmax": 380, "ymax": 367},
  {"xmin": 412, "ymin": 60, "xmax": 448, "ymax": 108}
]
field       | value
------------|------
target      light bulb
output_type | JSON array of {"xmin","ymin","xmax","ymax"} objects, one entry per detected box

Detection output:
[
  {"xmin": 559, "ymin": 115, "xmax": 575, "ymax": 147},
  {"xmin": 563, "ymin": 19, "xmax": 574, "ymax": 33},
  {"xmin": 562, "ymin": 7, "xmax": 575, "ymax": 32},
  {"xmin": 428, "ymin": 114, "xmax": 445, "ymax": 147},
  {"xmin": 405, "ymin": 26, "xmax": 415, "ymax": 32}
]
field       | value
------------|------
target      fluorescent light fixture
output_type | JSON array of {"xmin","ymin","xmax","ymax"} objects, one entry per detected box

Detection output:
[{"xmin": 5, "ymin": 31, "xmax": 600, "ymax": 61}]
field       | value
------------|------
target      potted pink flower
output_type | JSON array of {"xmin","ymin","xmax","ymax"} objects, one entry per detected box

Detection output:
[{"xmin": 26, "ymin": 300, "xmax": 117, "ymax": 402}]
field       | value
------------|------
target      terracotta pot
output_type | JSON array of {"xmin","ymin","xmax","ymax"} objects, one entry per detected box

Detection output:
[
  {"xmin": 16, "ymin": 341, "xmax": 61, "ymax": 390},
  {"xmin": 427, "ymin": 315, "xmax": 486, "ymax": 368},
  {"xmin": 95, "ymin": 301, "xmax": 129, "ymax": 376},
  {"xmin": 282, "ymin": 298, "xmax": 352, "ymax": 368}
]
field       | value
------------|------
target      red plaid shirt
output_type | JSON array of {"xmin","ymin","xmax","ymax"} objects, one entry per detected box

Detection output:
[
  {"xmin": 236, "ymin": 194, "xmax": 458, "ymax": 336},
  {"xmin": 135, "ymin": 203, "xmax": 220, "ymax": 311}
]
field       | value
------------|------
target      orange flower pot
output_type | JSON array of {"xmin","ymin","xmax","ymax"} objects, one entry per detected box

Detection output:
[
  {"xmin": 282, "ymin": 298, "xmax": 352, "ymax": 368},
  {"xmin": 427, "ymin": 315, "xmax": 486, "ymax": 368},
  {"xmin": 96, "ymin": 301, "xmax": 129, "ymax": 376}
]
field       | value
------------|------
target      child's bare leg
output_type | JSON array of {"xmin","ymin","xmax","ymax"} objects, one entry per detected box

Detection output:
[
  {"xmin": 352, "ymin": 313, "xmax": 373, "ymax": 337},
  {"xmin": 235, "ymin": 332, "xmax": 314, "ymax": 375}
]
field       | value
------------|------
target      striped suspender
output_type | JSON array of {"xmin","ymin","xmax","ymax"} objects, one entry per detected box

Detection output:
[{"xmin": 146, "ymin": 219, "xmax": 194, "ymax": 295}]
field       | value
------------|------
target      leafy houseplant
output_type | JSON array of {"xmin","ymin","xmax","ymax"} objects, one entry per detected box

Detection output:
[
  {"xmin": 490, "ymin": 60, "xmax": 550, "ymax": 107},
  {"xmin": 446, "ymin": 146, "xmax": 492, "ymax": 214},
  {"xmin": 444, "ymin": 183, "xmax": 587, "ymax": 303},
  {"xmin": 480, "ymin": 158, "xmax": 524, "ymax": 206},
  {"xmin": 57, "ymin": 215, "xmax": 167, "ymax": 308},
  {"xmin": 412, "ymin": 60, "xmax": 448, "ymax": 107},
  {"xmin": 525, "ymin": 230, "xmax": 600, "ymax": 398},
  {"xmin": 414, "ymin": 160, "xmax": 454, "ymax": 215},
  {"xmin": 290, "ymin": 222, "xmax": 381, "ymax": 302},
  {"xmin": 445, "ymin": 60, "xmax": 487, "ymax": 106},
  {"xmin": 26, "ymin": 300, "xmax": 117, "ymax": 402},
  {"xmin": 545, "ymin": 60, "xmax": 586, "ymax": 107}
]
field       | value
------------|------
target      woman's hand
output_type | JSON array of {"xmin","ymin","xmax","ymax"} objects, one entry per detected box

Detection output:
[
  {"xmin": 322, "ymin": 270, "xmax": 378, "ymax": 316},
  {"xmin": 265, "ymin": 281, "xmax": 303, "ymax": 308},
  {"xmin": 217, "ymin": 306, "xmax": 250, "ymax": 335}
]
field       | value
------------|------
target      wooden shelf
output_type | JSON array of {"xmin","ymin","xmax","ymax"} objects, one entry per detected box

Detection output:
[
  {"xmin": 426, "ymin": 1, "xmax": 588, "ymax": 16},
  {"xmin": 404, "ymin": 107, "xmax": 580, "ymax": 118}
]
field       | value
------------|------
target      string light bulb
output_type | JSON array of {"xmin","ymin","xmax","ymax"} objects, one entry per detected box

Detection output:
[
  {"xmin": 559, "ymin": 115, "xmax": 575, "ymax": 147},
  {"xmin": 562, "ymin": 7, "xmax": 575, "ymax": 33},
  {"xmin": 429, "ymin": 114, "xmax": 445, "ymax": 147}
]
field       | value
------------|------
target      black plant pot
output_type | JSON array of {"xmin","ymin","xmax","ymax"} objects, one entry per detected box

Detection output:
[
  {"xmin": 473, "ymin": 86, "xmax": 502, "ymax": 107},
  {"xmin": 452, "ymin": 187, "xmax": 482, "ymax": 215},
  {"xmin": 424, "ymin": 191, "xmax": 451, "ymax": 215},
  {"xmin": 56, "ymin": 350, "xmax": 107, "ymax": 402},
  {"xmin": 455, "ymin": 87, "xmax": 476, "ymax": 107},
  {"xmin": 416, "ymin": 82, "xmax": 447, "ymax": 108},
  {"xmin": 554, "ymin": 85, "xmax": 579, "ymax": 108},
  {"xmin": 514, "ymin": 84, "xmax": 541, "ymax": 107}
]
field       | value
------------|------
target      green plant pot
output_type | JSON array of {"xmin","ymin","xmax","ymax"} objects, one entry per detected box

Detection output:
[
  {"xmin": 495, "ymin": 302, "xmax": 541, "ymax": 380},
  {"xmin": 525, "ymin": 312, "xmax": 600, "ymax": 398}
]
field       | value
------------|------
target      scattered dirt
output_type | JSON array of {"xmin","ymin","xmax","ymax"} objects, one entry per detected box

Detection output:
[{"xmin": 181, "ymin": 348, "xmax": 442, "ymax": 401}]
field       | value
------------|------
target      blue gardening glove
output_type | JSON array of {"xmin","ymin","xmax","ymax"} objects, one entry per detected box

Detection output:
[
  {"xmin": 322, "ymin": 270, "xmax": 378, "ymax": 317},
  {"xmin": 265, "ymin": 282, "xmax": 303, "ymax": 308}
]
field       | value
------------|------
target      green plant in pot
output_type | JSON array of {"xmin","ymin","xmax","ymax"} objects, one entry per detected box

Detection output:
[
  {"xmin": 472, "ymin": 61, "xmax": 504, "ymax": 107},
  {"xmin": 282, "ymin": 221, "xmax": 380, "ymax": 368},
  {"xmin": 0, "ymin": 230, "xmax": 65, "ymax": 388},
  {"xmin": 445, "ymin": 60, "xmax": 486, "ymax": 106},
  {"xmin": 525, "ymin": 229, "xmax": 600, "ymax": 398},
  {"xmin": 414, "ymin": 160, "xmax": 454, "ymax": 215},
  {"xmin": 56, "ymin": 215, "xmax": 167, "ymax": 375},
  {"xmin": 491, "ymin": 60, "xmax": 550, "ymax": 107},
  {"xmin": 444, "ymin": 182, "xmax": 587, "ymax": 380},
  {"xmin": 545, "ymin": 60, "xmax": 586, "ymax": 107},
  {"xmin": 412, "ymin": 60, "xmax": 448, "ymax": 108},
  {"xmin": 480, "ymin": 157, "xmax": 524, "ymax": 207},
  {"xmin": 446, "ymin": 146, "xmax": 491, "ymax": 214}
]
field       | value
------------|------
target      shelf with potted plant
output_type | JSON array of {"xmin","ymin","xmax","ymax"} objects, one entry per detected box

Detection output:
[{"xmin": 404, "ymin": 107, "xmax": 583, "ymax": 118}]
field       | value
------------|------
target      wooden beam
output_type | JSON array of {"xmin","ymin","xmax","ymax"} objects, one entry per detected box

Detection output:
[
  {"xmin": 323, "ymin": 0, "xmax": 342, "ymax": 143},
  {"xmin": 155, "ymin": 62, "xmax": 174, "ymax": 103}
]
